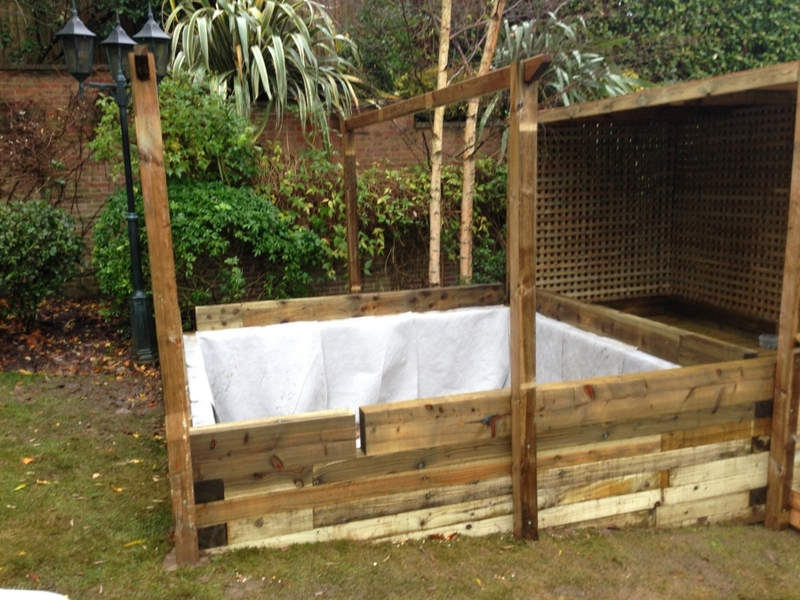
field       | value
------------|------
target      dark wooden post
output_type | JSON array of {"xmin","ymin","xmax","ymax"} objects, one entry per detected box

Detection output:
[
  {"xmin": 508, "ymin": 61, "xmax": 539, "ymax": 539},
  {"xmin": 342, "ymin": 123, "xmax": 362, "ymax": 293},
  {"xmin": 129, "ymin": 46, "xmax": 199, "ymax": 563},
  {"xmin": 766, "ymin": 68, "xmax": 800, "ymax": 530}
]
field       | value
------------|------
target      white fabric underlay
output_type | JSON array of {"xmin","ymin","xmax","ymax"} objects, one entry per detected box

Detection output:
[{"xmin": 185, "ymin": 306, "xmax": 677, "ymax": 426}]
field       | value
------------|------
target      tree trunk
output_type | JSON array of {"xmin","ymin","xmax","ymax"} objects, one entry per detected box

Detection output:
[
  {"xmin": 459, "ymin": 0, "xmax": 506, "ymax": 283},
  {"xmin": 429, "ymin": 0, "xmax": 452, "ymax": 287}
]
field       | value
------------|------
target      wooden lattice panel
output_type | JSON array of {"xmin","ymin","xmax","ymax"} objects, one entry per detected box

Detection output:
[
  {"xmin": 536, "ymin": 121, "xmax": 674, "ymax": 301},
  {"xmin": 671, "ymin": 105, "xmax": 794, "ymax": 323}
]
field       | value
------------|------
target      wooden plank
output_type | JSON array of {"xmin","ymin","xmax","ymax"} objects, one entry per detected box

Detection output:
[
  {"xmin": 313, "ymin": 476, "xmax": 511, "ymax": 528},
  {"xmin": 538, "ymin": 489, "xmax": 661, "ymax": 529},
  {"xmin": 540, "ymin": 472, "xmax": 661, "ymax": 510},
  {"xmin": 343, "ymin": 54, "xmax": 550, "ymax": 131},
  {"xmin": 313, "ymin": 436, "xmax": 510, "ymax": 485},
  {"xmin": 227, "ymin": 509, "xmax": 313, "ymax": 546},
  {"xmin": 129, "ymin": 47, "xmax": 198, "ymax": 564},
  {"xmin": 669, "ymin": 451, "xmax": 768, "ymax": 487},
  {"xmin": 194, "ymin": 303, "xmax": 243, "ymax": 331},
  {"xmin": 194, "ymin": 284, "xmax": 505, "ymax": 331},
  {"xmin": 538, "ymin": 404, "xmax": 757, "ymax": 451},
  {"xmin": 211, "ymin": 496, "xmax": 513, "ymax": 551},
  {"xmin": 359, "ymin": 389, "xmax": 512, "ymax": 456},
  {"xmin": 663, "ymin": 454, "xmax": 768, "ymax": 505},
  {"xmin": 190, "ymin": 410, "xmax": 356, "ymax": 494},
  {"xmin": 507, "ymin": 60, "xmax": 539, "ymax": 540},
  {"xmin": 549, "ymin": 509, "xmax": 655, "ymax": 531},
  {"xmin": 536, "ymin": 358, "xmax": 775, "ymax": 431},
  {"xmin": 378, "ymin": 514, "xmax": 512, "ymax": 544},
  {"xmin": 195, "ymin": 458, "xmax": 509, "ymax": 527},
  {"xmin": 662, "ymin": 417, "xmax": 771, "ymax": 451},
  {"xmin": 537, "ymin": 435, "xmax": 662, "ymax": 471},
  {"xmin": 766, "ymin": 68, "xmax": 800, "ymax": 529},
  {"xmin": 342, "ymin": 127, "xmax": 361, "ymax": 293},
  {"xmin": 656, "ymin": 491, "xmax": 750, "ymax": 527},
  {"xmin": 539, "ymin": 62, "xmax": 799, "ymax": 124},
  {"xmin": 537, "ymin": 290, "xmax": 758, "ymax": 365},
  {"xmin": 538, "ymin": 439, "xmax": 751, "ymax": 491}
]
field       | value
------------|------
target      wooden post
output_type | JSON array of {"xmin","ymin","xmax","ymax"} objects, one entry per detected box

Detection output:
[
  {"xmin": 342, "ymin": 124, "xmax": 361, "ymax": 293},
  {"xmin": 765, "ymin": 67, "xmax": 800, "ymax": 530},
  {"xmin": 507, "ymin": 61, "xmax": 538, "ymax": 539},
  {"xmin": 129, "ymin": 47, "xmax": 199, "ymax": 563}
]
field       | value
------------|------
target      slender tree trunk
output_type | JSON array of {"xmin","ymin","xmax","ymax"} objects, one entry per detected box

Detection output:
[
  {"xmin": 459, "ymin": 0, "xmax": 506, "ymax": 283},
  {"xmin": 429, "ymin": 0, "xmax": 452, "ymax": 287}
]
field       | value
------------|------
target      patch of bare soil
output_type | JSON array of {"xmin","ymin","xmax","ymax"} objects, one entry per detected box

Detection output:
[{"xmin": 0, "ymin": 298, "xmax": 161, "ymax": 406}]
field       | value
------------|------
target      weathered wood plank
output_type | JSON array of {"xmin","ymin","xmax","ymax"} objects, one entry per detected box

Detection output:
[
  {"xmin": 537, "ymin": 435, "xmax": 662, "ymax": 471},
  {"xmin": 538, "ymin": 404, "xmax": 757, "ymax": 451},
  {"xmin": 537, "ymin": 290, "xmax": 758, "ymax": 365},
  {"xmin": 194, "ymin": 303, "xmax": 244, "ymax": 331},
  {"xmin": 507, "ymin": 60, "xmax": 539, "ymax": 540},
  {"xmin": 313, "ymin": 436, "xmax": 510, "ymax": 485},
  {"xmin": 662, "ymin": 417, "xmax": 771, "ymax": 451},
  {"xmin": 766, "ymin": 71, "xmax": 800, "ymax": 531},
  {"xmin": 227, "ymin": 509, "xmax": 313, "ymax": 546},
  {"xmin": 195, "ymin": 458, "xmax": 508, "ymax": 527},
  {"xmin": 538, "ymin": 489, "xmax": 662, "ymax": 529},
  {"xmin": 540, "ymin": 472, "xmax": 661, "ymax": 510},
  {"xmin": 313, "ymin": 476, "xmax": 511, "ymax": 528},
  {"xmin": 210, "ymin": 496, "xmax": 513, "ymax": 551},
  {"xmin": 669, "ymin": 451, "xmax": 768, "ymax": 487},
  {"xmin": 130, "ymin": 48, "xmax": 198, "ymax": 564},
  {"xmin": 539, "ymin": 62, "xmax": 799, "ymax": 124},
  {"xmin": 536, "ymin": 358, "xmax": 774, "ymax": 431},
  {"xmin": 342, "ymin": 127, "xmax": 361, "ymax": 293},
  {"xmin": 359, "ymin": 389, "xmax": 511, "ymax": 456},
  {"xmin": 538, "ymin": 439, "xmax": 751, "ymax": 491},
  {"xmin": 656, "ymin": 491, "xmax": 751, "ymax": 527},
  {"xmin": 344, "ymin": 55, "xmax": 550, "ymax": 131},
  {"xmin": 195, "ymin": 284, "xmax": 505, "ymax": 331},
  {"xmin": 663, "ymin": 454, "xmax": 768, "ymax": 505}
]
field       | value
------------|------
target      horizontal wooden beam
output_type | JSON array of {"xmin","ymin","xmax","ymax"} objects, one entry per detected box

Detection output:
[
  {"xmin": 537, "ymin": 290, "xmax": 758, "ymax": 366},
  {"xmin": 539, "ymin": 61, "xmax": 800, "ymax": 124},
  {"xmin": 344, "ymin": 54, "xmax": 551, "ymax": 131},
  {"xmin": 195, "ymin": 283, "xmax": 505, "ymax": 331}
]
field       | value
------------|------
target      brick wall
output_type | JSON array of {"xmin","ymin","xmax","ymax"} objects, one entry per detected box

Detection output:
[{"xmin": 1, "ymin": 67, "xmax": 502, "ymax": 297}]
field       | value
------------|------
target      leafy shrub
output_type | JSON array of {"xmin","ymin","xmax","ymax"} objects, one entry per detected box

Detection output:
[
  {"xmin": 89, "ymin": 74, "xmax": 260, "ymax": 185},
  {"xmin": 92, "ymin": 180, "xmax": 323, "ymax": 326},
  {"xmin": 259, "ymin": 145, "xmax": 507, "ymax": 286},
  {"xmin": 0, "ymin": 201, "xmax": 83, "ymax": 330}
]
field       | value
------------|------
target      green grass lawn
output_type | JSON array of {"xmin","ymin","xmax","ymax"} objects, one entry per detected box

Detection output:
[{"xmin": 2, "ymin": 371, "xmax": 800, "ymax": 600}]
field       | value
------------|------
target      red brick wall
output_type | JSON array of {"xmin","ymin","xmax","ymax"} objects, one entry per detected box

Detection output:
[{"xmin": 1, "ymin": 67, "xmax": 502, "ymax": 296}]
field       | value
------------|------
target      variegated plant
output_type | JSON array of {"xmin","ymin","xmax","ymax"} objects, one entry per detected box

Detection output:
[{"xmin": 164, "ymin": 0, "xmax": 360, "ymax": 143}]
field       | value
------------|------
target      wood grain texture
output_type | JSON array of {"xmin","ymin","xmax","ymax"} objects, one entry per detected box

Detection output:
[
  {"xmin": 344, "ymin": 55, "xmax": 550, "ymax": 131},
  {"xmin": 766, "ymin": 67, "xmax": 800, "ymax": 529},
  {"xmin": 195, "ymin": 284, "xmax": 505, "ymax": 331},
  {"xmin": 539, "ymin": 62, "xmax": 799, "ymax": 124},
  {"xmin": 129, "ymin": 48, "xmax": 198, "ymax": 564}
]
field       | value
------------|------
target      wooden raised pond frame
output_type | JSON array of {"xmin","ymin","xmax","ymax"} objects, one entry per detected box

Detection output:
[{"xmin": 131, "ymin": 50, "xmax": 800, "ymax": 565}]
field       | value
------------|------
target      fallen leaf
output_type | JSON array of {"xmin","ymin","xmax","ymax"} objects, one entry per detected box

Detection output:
[
  {"xmin": 13, "ymin": 484, "xmax": 26, "ymax": 491},
  {"xmin": 21, "ymin": 457, "xmax": 34, "ymax": 465},
  {"xmin": 476, "ymin": 578, "xmax": 482, "ymax": 586},
  {"xmin": 92, "ymin": 473, "xmax": 100, "ymax": 479},
  {"xmin": 18, "ymin": 551, "xmax": 26, "ymax": 556},
  {"xmin": 124, "ymin": 539, "xmax": 145, "ymax": 547},
  {"xmin": 111, "ymin": 486, "xmax": 123, "ymax": 493},
  {"xmin": 35, "ymin": 479, "xmax": 50, "ymax": 485}
]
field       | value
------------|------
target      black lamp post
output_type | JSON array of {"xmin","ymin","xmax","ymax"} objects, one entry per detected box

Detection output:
[{"xmin": 57, "ymin": 2, "xmax": 170, "ymax": 363}]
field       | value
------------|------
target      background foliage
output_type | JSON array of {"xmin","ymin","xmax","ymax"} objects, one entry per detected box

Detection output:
[
  {"xmin": 565, "ymin": 0, "xmax": 800, "ymax": 83},
  {"xmin": 89, "ymin": 74, "xmax": 260, "ymax": 185},
  {"xmin": 0, "ymin": 201, "xmax": 83, "ymax": 330},
  {"xmin": 92, "ymin": 180, "xmax": 322, "ymax": 326}
]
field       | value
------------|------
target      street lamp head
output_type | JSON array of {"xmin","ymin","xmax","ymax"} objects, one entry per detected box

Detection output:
[
  {"xmin": 56, "ymin": 0, "xmax": 96, "ymax": 84},
  {"xmin": 134, "ymin": 5, "xmax": 172, "ymax": 82},
  {"xmin": 101, "ymin": 12, "xmax": 136, "ymax": 82}
]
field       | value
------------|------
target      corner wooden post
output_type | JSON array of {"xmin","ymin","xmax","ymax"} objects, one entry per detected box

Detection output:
[
  {"xmin": 766, "ymin": 67, "xmax": 800, "ymax": 529},
  {"xmin": 129, "ymin": 47, "xmax": 199, "ymax": 563},
  {"xmin": 342, "ymin": 124, "xmax": 362, "ymax": 293},
  {"xmin": 508, "ymin": 61, "xmax": 538, "ymax": 539}
]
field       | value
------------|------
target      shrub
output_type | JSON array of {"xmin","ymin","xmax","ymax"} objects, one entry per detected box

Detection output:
[
  {"xmin": 92, "ymin": 180, "xmax": 323, "ymax": 327},
  {"xmin": 259, "ymin": 145, "xmax": 508, "ymax": 285},
  {"xmin": 0, "ymin": 201, "xmax": 83, "ymax": 330},
  {"xmin": 89, "ymin": 74, "xmax": 260, "ymax": 186}
]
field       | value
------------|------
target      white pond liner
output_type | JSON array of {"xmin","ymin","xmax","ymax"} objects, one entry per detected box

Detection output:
[{"xmin": 184, "ymin": 306, "xmax": 678, "ymax": 427}]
